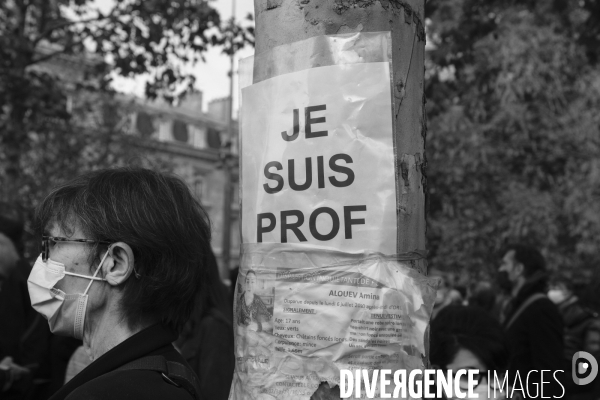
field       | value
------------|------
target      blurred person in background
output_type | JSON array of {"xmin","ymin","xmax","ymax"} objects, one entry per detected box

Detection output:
[
  {"xmin": 430, "ymin": 305, "xmax": 510, "ymax": 400},
  {"xmin": 0, "ymin": 215, "xmax": 61, "ymax": 400},
  {"xmin": 584, "ymin": 319, "xmax": 600, "ymax": 356},
  {"xmin": 584, "ymin": 320, "xmax": 600, "ymax": 399},
  {"xmin": 175, "ymin": 247, "xmax": 234, "ymax": 400},
  {"xmin": 499, "ymin": 245, "xmax": 564, "ymax": 399},
  {"xmin": 467, "ymin": 281, "xmax": 497, "ymax": 315},
  {"xmin": 494, "ymin": 269, "xmax": 514, "ymax": 323},
  {"xmin": 0, "ymin": 230, "xmax": 34, "ymax": 398},
  {"xmin": 549, "ymin": 273, "xmax": 600, "ymax": 399},
  {"xmin": 453, "ymin": 274, "xmax": 469, "ymax": 305},
  {"xmin": 432, "ymin": 274, "xmax": 463, "ymax": 319},
  {"xmin": 30, "ymin": 168, "xmax": 213, "ymax": 400},
  {"xmin": 548, "ymin": 274, "xmax": 599, "ymax": 360},
  {"xmin": 570, "ymin": 319, "xmax": 600, "ymax": 400},
  {"xmin": 578, "ymin": 272, "xmax": 600, "ymax": 318}
]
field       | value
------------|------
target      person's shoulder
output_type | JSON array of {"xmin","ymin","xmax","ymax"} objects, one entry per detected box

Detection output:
[
  {"xmin": 562, "ymin": 299, "xmax": 597, "ymax": 326},
  {"xmin": 203, "ymin": 308, "xmax": 232, "ymax": 327},
  {"xmin": 520, "ymin": 295, "xmax": 562, "ymax": 323},
  {"xmin": 65, "ymin": 369, "xmax": 194, "ymax": 400},
  {"xmin": 528, "ymin": 295, "xmax": 558, "ymax": 311}
]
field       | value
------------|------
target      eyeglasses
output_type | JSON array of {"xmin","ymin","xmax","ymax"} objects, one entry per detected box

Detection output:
[{"xmin": 42, "ymin": 235, "xmax": 112, "ymax": 262}]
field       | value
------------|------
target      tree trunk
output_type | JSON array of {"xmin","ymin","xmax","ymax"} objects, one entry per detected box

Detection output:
[
  {"xmin": 253, "ymin": 0, "xmax": 427, "ymax": 264},
  {"xmin": 252, "ymin": 1, "xmax": 427, "ymax": 398}
]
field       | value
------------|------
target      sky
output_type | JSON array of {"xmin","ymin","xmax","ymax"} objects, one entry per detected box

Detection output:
[{"xmin": 103, "ymin": 0, "xmax": 255, "ymax": 114}]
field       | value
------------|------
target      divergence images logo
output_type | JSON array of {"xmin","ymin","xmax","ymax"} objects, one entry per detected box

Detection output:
[{"xmin": 572, "ymin": 351, "xmax": 598, "ymax": 386}]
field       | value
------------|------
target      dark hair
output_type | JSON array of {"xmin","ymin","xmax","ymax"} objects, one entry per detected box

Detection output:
[
  {"xmin": 229, "ymin": 266, "xmax": 240, "ymax": 304},
  {"xmin": 36, "ymin": 167, "xmax": 211, "ymax": 333},
  {"xmin": 195, "ymin": 247, "xmax": 231, "ymax": 320},
  {"xmin": 468, "ymin": 282, "xmax": 497, "ymax": 314},
  {"xmin": 430, "ymin": 305, "xmax": 508, "ymax": 372},
  {"xmin": 455, "ymin": 285, "xmax": 467, "ymax": 300},
  {"xmin": 505, "ymin": 244, "xmax": 546, "ymax": 278}
]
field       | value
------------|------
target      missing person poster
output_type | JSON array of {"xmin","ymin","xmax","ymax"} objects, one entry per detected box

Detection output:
[{"xmin": 232, "ymin": 33, "xmax": 436, "ymax": 400}]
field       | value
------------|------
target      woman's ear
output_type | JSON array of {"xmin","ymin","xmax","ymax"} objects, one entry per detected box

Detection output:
[{"xmin": 104, "ymin": 242, "xmax": 135, "ymax": 286}]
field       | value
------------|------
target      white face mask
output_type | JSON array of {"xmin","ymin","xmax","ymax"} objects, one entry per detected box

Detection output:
[
  {"xmin": 27, "ymin": 250, "xmax": 110, "ymax": 340},
  {"xmin": 547, "ymin": 289, "xmax": 567, "ymax": 304}
]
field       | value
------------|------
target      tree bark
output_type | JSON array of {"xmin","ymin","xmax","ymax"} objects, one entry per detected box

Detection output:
[{"xmin": 252, "ymin": 1, "xmax": 427, "ymax": 399}]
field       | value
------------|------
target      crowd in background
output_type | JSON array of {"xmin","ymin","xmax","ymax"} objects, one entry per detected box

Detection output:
[
  {"xmin": 431, "ymin": 245, "xmax": 600, "ymax": 400},
  {"xmin": 1, "ymin": 212, "xmax": 599, "ymax": 399}
]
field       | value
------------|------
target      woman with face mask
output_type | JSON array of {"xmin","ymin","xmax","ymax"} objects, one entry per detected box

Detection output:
[
  {"xmin": 27, "ymin": 168, "xmax": 212, "ymax": 400},
  {"xmin": 430, "ymin": 305, "xmax": 510, "ymax": 400}
]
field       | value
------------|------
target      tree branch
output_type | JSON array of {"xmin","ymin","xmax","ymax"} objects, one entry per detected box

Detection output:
[
  {"xmin": 16, "ymin": 0, "xmax": 30, "ymax": 40},
  {"xmin": 29, "ymin": 12, "xmax": 131, "ymax": 68},
  {"xmin": 33, "ymin": 8, "xmax": 120, "ymax": 46},
  {"xmin": 28, "ymin": 35, "xmax": 91, "ymax": 67},
  {"xmin": 38, "ymin": 0, "xmax": 49, "ymax": 39}
]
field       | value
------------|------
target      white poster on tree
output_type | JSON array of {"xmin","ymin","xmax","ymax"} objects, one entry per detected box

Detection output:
[
  {"xmin": 241, "ymin": 61, "xmax": 397, "ymax": 255},
  {"xmin": 232, "ymin": 33, "xmax": 436, "ymax": 400}
]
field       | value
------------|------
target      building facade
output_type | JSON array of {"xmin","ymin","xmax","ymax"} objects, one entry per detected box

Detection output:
[
  {"xmin": 31, "ymin": 39, "xmax": 241, "ymax": 279},
  {"xmin": 129, "ymin": 94, "xmax": 240, "ymax": 279}
]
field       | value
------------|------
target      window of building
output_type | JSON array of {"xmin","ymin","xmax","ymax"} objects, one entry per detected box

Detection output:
[
  {"xmin": 136, "ymin": 112, "xmax": 155, "ymax": 138},
  {"xmin": 172, "ymin": 119, "xmax": 189, "ymax": 143},
  {"xmin": 194, "ymin": 178, "xmax": 205, "ymax": 200},
  {"xmin": 207, "ymin": 127, "xmax": 222, "ymax": 149}
]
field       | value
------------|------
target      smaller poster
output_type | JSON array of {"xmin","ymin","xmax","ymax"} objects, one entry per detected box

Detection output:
[{"xmin": 231, "ymin": 251, "xmax": 436, "ymax": 400}]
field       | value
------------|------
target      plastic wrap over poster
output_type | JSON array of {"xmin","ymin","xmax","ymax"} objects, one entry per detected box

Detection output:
[{"xmin": 232, "ymin": 32, "xmax": 436, "ymax": 400}]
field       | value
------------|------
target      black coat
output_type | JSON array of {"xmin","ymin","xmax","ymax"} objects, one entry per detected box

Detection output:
[
  {"xmin": 503, "ymin": 274, "xmax": 565, "ymax": 399},
  {"xmin": 0, "ymin": 259, "xmax": 46, "ymax": 365},
  {"xmin": 0, "ymin": 259, "xmax": 53, "ymax": 400},
  {"xmin": 176, "ymin": 308, "xmax": 234, "ymax": 400},
  {"xmin": 50, "ymin": 324, "xmax": 196, "ymax": 400}
]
